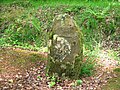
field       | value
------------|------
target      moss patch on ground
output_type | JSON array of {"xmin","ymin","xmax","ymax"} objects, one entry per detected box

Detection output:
[
  {"xmin": 0, "ymin": 47, "xmax": 47, "ymax": 72},
  {"xmin": 102, "ymin": 68, "xmax": 120, "ymax": 90}
]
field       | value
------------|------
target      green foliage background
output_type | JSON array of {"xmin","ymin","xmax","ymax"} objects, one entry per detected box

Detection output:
[{"xmin": 0, "ymin": 0, "xmax": 119, "ymax": 50}]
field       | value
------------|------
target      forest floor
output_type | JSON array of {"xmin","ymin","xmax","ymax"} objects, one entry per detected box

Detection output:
[{"xmin": 0, "ymin": 47, "xmax": 120, "ymax": 90}]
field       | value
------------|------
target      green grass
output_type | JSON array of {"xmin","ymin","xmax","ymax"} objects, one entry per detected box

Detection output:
[
  {"xmin": 0, "ymin": 0, "xmax": 119, "ymax": 50},
  {"xmin": 29, "ymin": 0, "xmax": 120, "ymax": 8},
  {"xmin": 0, "ymin": 0, "xmax": 15, "ymax": 4},
  {"xmin": 1, "ymin": 0, "xmax": 119, "ymax": 8},
  {"xmin": 108, "ymin": 49, "xmax": 120, "ymax": 61}
]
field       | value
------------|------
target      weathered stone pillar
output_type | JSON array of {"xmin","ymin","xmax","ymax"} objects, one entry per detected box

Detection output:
[{"xmin": 47, "ymin": 14, "xmax": 83, "ymax": 79}]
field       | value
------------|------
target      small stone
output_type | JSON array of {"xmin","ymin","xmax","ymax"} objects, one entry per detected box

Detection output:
[
  {"xmin": 89, "ymin": 87, "xmax": 93, "ymax": 90},
  {"xmin": 3, "ymin": 87, "xmax": 9, "ymax": 89},
  {"xmin": 8, "ymin": 79, "xmax": 14, "ymax": 83},
  {"xmin": 0, "ymin": 78, "xmax": 3, "ymax": 81},
  {"xmin": 15, "ymin": 74, "xmax": 19, "ymax": 78},
  {"xmin": 18, "ymin": 83, "xmax": 22, "ymax": 87}
]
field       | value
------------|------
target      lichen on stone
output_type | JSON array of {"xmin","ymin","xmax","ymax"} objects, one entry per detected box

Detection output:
[{"xmin": 53, "ymin": 34, "xmax": 71, "ymax": 61}]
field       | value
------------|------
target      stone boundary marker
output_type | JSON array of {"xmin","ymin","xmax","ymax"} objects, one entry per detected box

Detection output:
[{"xmin": 47, "ymin": 14, "xmax": 83, "ymax": 79}]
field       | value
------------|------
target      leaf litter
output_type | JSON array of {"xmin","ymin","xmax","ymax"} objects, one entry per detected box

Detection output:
[{"xmin": 0, "ymin": 47, "xmax": 120, "ymax": 90}]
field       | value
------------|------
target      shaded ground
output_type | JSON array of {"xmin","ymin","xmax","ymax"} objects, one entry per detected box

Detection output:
[{"xmin": 0, "ymin": 47, "xmax": 120, "ymax": 90}]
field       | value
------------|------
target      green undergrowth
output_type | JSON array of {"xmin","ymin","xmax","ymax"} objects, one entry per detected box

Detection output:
[
  {"xmin": 80, "ymin": 56, "xmax": 96, "ymax": 77},
  {"xmin": 29, "ymin": 0, "xmax": 120, "ymax": 7},
  {"xmin": 0, "ymin": 1, "xmax": 119, "ymax": 50},
  {"xmin": 1, "ymin": 0, "xmax": 119, "ymax": 6},
  {"xmin": 107, "ymin": 49, "xmax": 120, "ymax": 61},
  {"xmin": 80, "ymin": 44, "xmax": 99, "ymax": 77}
]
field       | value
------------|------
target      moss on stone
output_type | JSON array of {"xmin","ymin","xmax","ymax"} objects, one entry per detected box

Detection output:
[{"xmin": 47, "ymin": 14, "xmax": 83, "ymax": 79}]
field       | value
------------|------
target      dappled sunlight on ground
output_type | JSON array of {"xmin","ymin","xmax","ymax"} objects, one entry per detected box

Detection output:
[{"xmin": 97, "ymin": 50, "xmax": 119, "ymax": 72}]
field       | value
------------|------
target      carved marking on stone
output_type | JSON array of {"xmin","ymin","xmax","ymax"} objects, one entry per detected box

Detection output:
[{"xmin": 53, "ymin": 34, "xmax": 71, "ymax": 61}]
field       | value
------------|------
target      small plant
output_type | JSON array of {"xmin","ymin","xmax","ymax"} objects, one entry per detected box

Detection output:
[
  {"xmin": 48, "ymin": 81, "xmax": 56, "ymax": 88},
  {"xmin": 75, "ymin": 79, "xmax": 83, "ymax": 85},
  {"xmin": 0, "ymin": 38, "xmax": 7, "ymax": 46},
  {"xmin": 48, "ymin": 75, "xmax": 56, "ymax": 88},
  {"xmin": 80, "ymin": 44, "xmax": 102, "ymax": 77},
  {"xmin": 37, "ymin": 75, "xmax": 42, "ymax": 80},
  {"xmin": 80, "ymin": 47, "xmax": 96, "ymax": 77}
]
